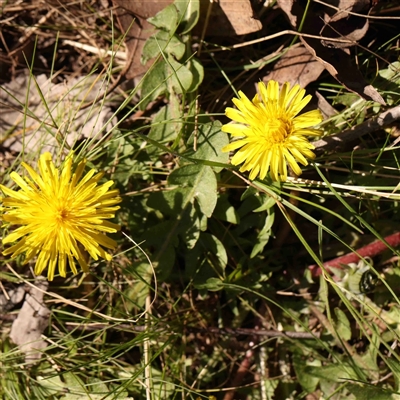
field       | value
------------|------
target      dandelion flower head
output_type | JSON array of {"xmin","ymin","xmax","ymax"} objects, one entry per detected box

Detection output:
[
  {"xmin": 222, "ymin": 80, "xmax": 323, "ymax": 181},
  {"xmin": 0, "ymin": 152, "xmax": 121, "ymax": 281}
]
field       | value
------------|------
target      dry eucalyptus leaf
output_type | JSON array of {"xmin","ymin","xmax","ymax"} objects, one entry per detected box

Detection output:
[
  {"xmin": 263, "ymin": 45, "xmax": 325, "ymax": 88},
  {"xmin": 218, "ymin": 0, "xmax": 262, "ymax": 35},
  {"xmin": 276, "ymin": 0, "xmax": 386, "ymax": 105},
  {"xmin": 315, "ymin": 91, "xmax": 338, "ymax": 119},
  {"xmin": 9, "ymin": 279, "xmax": 50, "ymax": 363}
]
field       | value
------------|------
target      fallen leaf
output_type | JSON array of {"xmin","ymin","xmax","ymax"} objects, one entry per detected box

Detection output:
[
  {"xmin": 301, "ymin": 38, "xmax": 386, "ymax": 104},
  {"xmin": 263, "ymin": 45, "xmax": 325, "ymax": 88},
  {"xmin": 111, "ymin": 0, "xmax": 263, "ymax": 80},
  {"xmin": 277, "ymin": 0, "xmax": 386, "ymax": 105},
  {"xmin": 218, "ymin": 0, "xmax": 262, "ymax": 35},
  {"xmin": 112, "ymin": 0, "xmax": 167, "ymax": 79},
  {"xmin": 320, "ymin": 0, "xmax": 371, "ymax": 48},
  {"xmin": 315, "ymin": 91, "xmax": 338, "ymax": 119},
  {"xmin": 9, "ymin": 278, "xmax": 50, "ymax": 363}
]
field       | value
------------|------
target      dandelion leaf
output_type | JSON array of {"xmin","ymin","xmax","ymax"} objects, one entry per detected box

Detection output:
[
  {"xmin": 141, "ymin": 31, "xmax": 185, "ymax": 65},
  {"xmin": 148, "ymin": 101, "xmax": 182, "ymax": 156},
  {"xmin": 168, "ymin": 56, "xmax": 194, "ymax": 94},
  {"xmin": 185, "ymin": 233, "xmax": 227, "ymax": 289},
  {"xmin": 174, "ymin": 0, "xmax": 200, "ymax": 34},
  {"xmin": 140, "ymin": 60, "xmax": 168, "ymax": 110},
  {"xmin": 347, "ymin": 384, "xmax": 400, "ymax": 400},
  {"xmin": 293, "ymin": 353, "xmax": 321, "ymax": 394},
  {"xmin": 213, "ymin": 194, "xmax": 240, "ymax": 225},
  {"xmin": 168, "ymin": 164, "xmax": 217, "ymax": 218},
  {"xmin": 334, "ymin": 307, "xmax": 352, "ymax": 341},
  {"xmin": 186, "ymin": 121, "xmax": 229, "ymax": 172},
  {"xmin": 186, "ymin": 57, "xmax": 204, "ymax": 92},
  {"xmin": 147, "ymin": 4, "xmax": 179, "ymax": 32}
]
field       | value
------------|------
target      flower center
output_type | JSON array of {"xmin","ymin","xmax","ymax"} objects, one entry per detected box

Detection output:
[
  {"xmin": 51, "ymin": 201, "xmax": 71, "ymax": 227},
  {"xmin": 264, "ymin": 117, "xmax": 291, "ymax": 143},
  {"xmin": 57, "ymin": 208, "xmax": 69, "ymax": 221}
]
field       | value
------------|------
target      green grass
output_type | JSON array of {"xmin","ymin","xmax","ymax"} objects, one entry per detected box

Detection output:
[{"xmin": 1, "ymin": 1, "xmax": 400, "ymax": 399}]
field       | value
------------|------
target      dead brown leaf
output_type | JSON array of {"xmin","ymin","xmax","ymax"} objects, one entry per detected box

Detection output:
[
  {"xmin": 319, "ymin": 0, "xmax": 371, "ymax": 48},
  {"xmin": 315, "ymin": 91, "xmax": 338, "ymax": 119},
  {"xmin": 111, "ymin": 0, "xmax": 263, "ymax": 81},
  {"xmin": 218, "ymin": 0, "xmax": 262, "ymax": 35},
  {"xmin": 263, "ymin": 45, "xmax": 325, "ymax": 88},
  {"xmin": 277, "ymin": 0, "xmax": 386, "ymax": 105},
  {"xmin": 112, "ymin": 0, "xmax": 167, "ymax": 80},
  {"xmin": 9, "ymin": 278, "xmax": 49, "ymax": 363}
]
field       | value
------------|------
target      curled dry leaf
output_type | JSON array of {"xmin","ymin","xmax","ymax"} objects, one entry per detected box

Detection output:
[
  {"xmin": 277, "ymin": 0, "xmax": 386, "ymax": 105},
  {"xmin": 320, "ymin": 0, "xmax": 371, "ymax": 48}
]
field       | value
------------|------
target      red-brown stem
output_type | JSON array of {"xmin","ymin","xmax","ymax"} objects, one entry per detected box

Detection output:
[
  {"xmin": 223, "ymin": 349, "xmax": 254, "ymax": 400},
  {"xmin": 309, "ymin": 232, "xmax": 400, "ymax": 277}
]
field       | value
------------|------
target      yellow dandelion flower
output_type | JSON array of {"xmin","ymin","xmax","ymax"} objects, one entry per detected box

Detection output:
[
  {"xmin": 222, "ymin": 80, "xmax": 323, "ymax": 181},
  {"xmin": 0, "ymin": 152, "xmax": 121, "ymax": 281}
]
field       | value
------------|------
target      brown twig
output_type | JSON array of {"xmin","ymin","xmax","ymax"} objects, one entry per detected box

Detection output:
[
  {"xmin": 313, "ymin": 104, "xmax": 400, "ymax": 154},
  {"xmin": 0, "ymin": 314, "xmax": 321, "ymax": 340},
  {"xmin": 223, "ymin": 349, "xmax": 254, "ymax": 400},
  {"xmin": 309, "ymin": 231, "xmax": 400, "ymax": 277}
]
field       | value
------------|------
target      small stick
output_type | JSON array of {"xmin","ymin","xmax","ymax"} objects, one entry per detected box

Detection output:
[
  {"xmin": 223, "ymin": 349, "xmax": 254, "ymax": 400},
  {"xmin": 309, "ymin": 231, "xmax": 400, "ymax": 277},
  {"xmin": 313, "ymin": 104, "xmax": 400, "ymax": 154}
]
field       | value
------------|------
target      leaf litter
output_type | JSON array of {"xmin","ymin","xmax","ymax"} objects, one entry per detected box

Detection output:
[{"xmin": 1, "ymin": 0, "xmax": 400, "ymax": 398}]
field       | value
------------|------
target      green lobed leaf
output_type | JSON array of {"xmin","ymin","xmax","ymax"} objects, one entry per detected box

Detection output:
[
  {"xmin": 386, "ymin": 358, "xmax": 400, "ymax": 392},
  {"xmin": 168, "ymin": 164, "xmax": 217, "ymax": 218},
  {"xmin": 186, "ymin": 121, "xmax": 229, "ymax": 172},
  {"xmin": 124, "ymin": 262, "xmax": 154, "ymax": 308},
  {"xmin": 147, "ymin": 165, "xmax": 216, "ymax": 260},
  {"xmin": 293, "ymin": 353, "xmax": 321, "ymax": 394},
  {"xmin": 253, "ymin": 195, "xmax": 276, "ymax": 212},
  {"xmin": 305, "ymin": 362, "xmax": 358, "ymax": 382},
  {"xmin": 148, "ymin": 99, "xmax": 182, "ymax": 156},
  {"xmin": 148, "ymin": 188, "xmax": 192, "ymax": 217},
  {"xmin": 195, "ymin": 277, "xmax": 224, "ymax": 291},
  {"xmin": 186, "ymin": 57, "xmax": 204, "ymax": 92},
  {"xmin": 250, "ymin": 208, "xmax": 274, "ymax": 258},
  {"xmin": 140, "ymin": 60, "xmax": 167, "ymax": 110},
  {"xmin": 376, "ymin": 61, "xmax": 400, "ymax": 105},
  {"xmin": 184, "ymin": 232, "xmax": 227, "ymax": 288},
  {"xmin": 334, "ymin": 307, "xmax": 352, "ymax": 341},
  {"xmin": 174, "ymin": 0, "xmax": 200, "ymax": 34},
  {"xmin": 213, "ymin": 194, "xmax": 240, "ymax": 224},
  {"xmin": 347, "ymin": 384, "xmax": 400, "ymax": 400},
  {"xmin": 141, "ymin": 31, "xmax": 185, "ymax": 65},
  {"xmin": 182, "ymin": 203, "xmax": 203, "ymax": 249},
  {"xmin": 167, "ymin": 56, "xmax": 193, "ymax": 93},
  {"xmin": 147, "ymin": 4, "xmax": 179, "ymax": 32}
]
